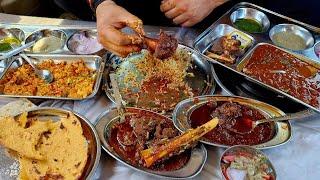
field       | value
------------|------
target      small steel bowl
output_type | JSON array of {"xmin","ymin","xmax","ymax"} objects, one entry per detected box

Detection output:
[
  {"xmin": 220, "ymin": 145, "xmax": 276, "ymax": 180},
  {"xmin": 67, "ymin": 30, "xmax": 104, "ymax": 55},
  {"xmin": 95, "ymin": 107, "xmax": 207, "ymax": 179},
  {"xmin": 11, "ymin": 107, "xmax": 101, "ymax": 179},
  {"xmin": 230, "ymin": 8, "xmax": 270, "ymax": 33},
  {"xmin": 172, "ymin": 95, "xmax": 292, "ymax": 149},
  {"xmin": 25, "ymin": 29, "xmax": 67, "ymax": 53},
  {"xmin": 0, "ymin": 28, "xmax": 25, "ymax": 42},
  {"xmin": 269, "ymin": 24, "xmax": 314, "ymax": 50}
]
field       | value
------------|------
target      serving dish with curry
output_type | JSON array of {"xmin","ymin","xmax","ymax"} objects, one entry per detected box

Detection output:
[{"xmin": 194, "ymin": 2, "xmax": 320, "ymax": 112}]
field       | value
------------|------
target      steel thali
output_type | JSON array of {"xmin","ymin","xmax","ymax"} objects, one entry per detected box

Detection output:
[{"xmin": 0, "ymin": 54, "xmax": 105, "ymax": 100}]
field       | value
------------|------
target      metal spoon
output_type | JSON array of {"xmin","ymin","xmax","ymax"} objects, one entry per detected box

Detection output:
[
  {"xmin": 0, "ymin": 40, "xmax": 35, "ymax": 60},
  {"xmin": 20, "ymin": 53, "xmax": 53, "ymax": 83},
  {"xmin": 110, "ymin": 73, "xmax": 126, "ymax": 121},
  {"xmin": 227, "ymin": 109, "xmax": 315, "ymax": 135}
]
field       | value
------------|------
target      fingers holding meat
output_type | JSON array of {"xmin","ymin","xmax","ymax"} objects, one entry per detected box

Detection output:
[{"xmin": 96, "ymin": 1, "xmax": 144, "ymax": 56}]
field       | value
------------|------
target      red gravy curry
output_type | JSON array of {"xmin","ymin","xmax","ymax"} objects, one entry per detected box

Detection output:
[
  {"xmin": 108, "ymin": 110, "xmax": 190, "ymax": 171},
  {"xmin": 190, "ymin": 101, "xmax": 275, "ymax": 145},
  {"xmin": 243, "ymin": 44, "xmax": 320, "ymax": 108}
]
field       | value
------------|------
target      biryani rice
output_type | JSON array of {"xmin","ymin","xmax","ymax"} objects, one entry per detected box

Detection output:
[
  {"xmin": 119, "ymin": 49, "xmax": 194, "ymax": 111},
  {"xmin": 0, "ymin": 60, "xmax": 95, "ymax": 98}
]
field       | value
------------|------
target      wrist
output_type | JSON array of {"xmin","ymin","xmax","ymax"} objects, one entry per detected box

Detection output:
[{"xmin": 88, "ymin": 0, "xmax": 114, "ymax": 12}]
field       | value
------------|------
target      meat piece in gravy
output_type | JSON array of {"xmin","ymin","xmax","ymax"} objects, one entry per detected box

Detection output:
[
  {"xmin": 154, "ymin": 123, "xmax": 178, "ymax": 140},
  {"xmin": 130, "ymin": 117, "xmax": 157, "ymax": 143},
  {"xmin": 210, "ymin": 102, "xmax": 242, "ymax": 128}
]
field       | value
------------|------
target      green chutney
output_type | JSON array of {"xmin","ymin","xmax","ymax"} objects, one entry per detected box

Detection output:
[
  {"xmin": 0, "ymin": 43, "xmax": 12, "ymax": 52},
  {"xmin": 234, "ymin": 18, "xmax": 263, "ymax": 33}
]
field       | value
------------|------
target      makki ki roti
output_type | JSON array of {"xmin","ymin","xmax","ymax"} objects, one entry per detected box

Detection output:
[
  {"xmin": 0, "ymin": 112, "xmax": 53, "ymax": 160},
  {"xmin": 0, "ymin": 111, "xmax": 88, "ymax": 180}
]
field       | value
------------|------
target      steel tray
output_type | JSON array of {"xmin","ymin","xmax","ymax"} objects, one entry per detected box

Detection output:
[
  {"xmin": 0, "ymin": 23, "xmax": 104, "ymax": 60},
  {"xmin": 193, "ymin": 2, "xmax": 320, "ymax": 112},
  {"xmin": 0, "ymin": 54, "xmax": 105, "ymax": 100}
]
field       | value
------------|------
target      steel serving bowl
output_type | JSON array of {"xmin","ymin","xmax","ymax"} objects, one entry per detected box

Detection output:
[
  {"xmin": 95, "ymin": 107, "xmax": 207, "ymax": 179},
  {"xmin": 172, "ymin": 95, "xmax": 292, "ymax": 149},
  {"xmin": 230, "ymin": 7, "xmax": 270, "ymax": 33},
  {"xmin": 25, "ymin": 29, "xmax": 67, "ymax": 53},
  {"xmin": 269, "ymin": 24, "xmax": 314, "ymax": 50},
  {"xmin": 220, "ymin": 145, "xmax": 276, "ymax": 180}
]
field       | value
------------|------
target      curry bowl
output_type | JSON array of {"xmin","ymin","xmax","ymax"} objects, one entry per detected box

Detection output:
[
  {"xmin": 172, "ymin": 95, "xmax": 291, "ymax": 149},
  {"xmin": 95, "ymin": 107, "xmax": 207, "ymax": 179},
  {"xmin": 0, "ymin": 107, "xmax": 101, "ymax": 179}
]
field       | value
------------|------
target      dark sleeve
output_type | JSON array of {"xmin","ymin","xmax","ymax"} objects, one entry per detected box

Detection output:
[{"xmin": 54, "ymin": 0, "xmax": 94, "ymax": 20}]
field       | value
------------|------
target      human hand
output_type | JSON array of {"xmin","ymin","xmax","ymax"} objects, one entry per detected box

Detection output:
[
  {"xmin": 96, "ymin": 0, "xmax": 145, "ymax": 57},
  {"xmin": 160, "ymin": 0, "xmax": 228, "ymax": 27}
]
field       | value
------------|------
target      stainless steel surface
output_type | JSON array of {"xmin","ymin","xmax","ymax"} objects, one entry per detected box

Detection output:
[
  {"xmin": 95, "ymin": 107, "xmax": 207, "ymax": 179},
  {"xmin": 219, "ymin": 145, "xmax": 276, "ymax": 180},
  {"xmin": 230, "ymin": 7, "xmax": 270, "ymax": 33},
  {"xmin": 194, "ymin": 2, "xmax": 320, "ymax": 113},
  {"xmin": 20, "ymin": 53, "xmax": 53, "ymax": 83},
  {"xmin": 103, "ymin": 44, "xmax": 216, "ymax": 113},
  {"xmin": 269, "ymin": 24, "xmax": 314, "ymax": 50},
  {"xmin": 172, "ymin": 95, "xmax": 291, "ymax": 149},
  {"xmin": 25, "ymin": 29, "xmax": 67, "ymax": 53},
  {"xmin": 0, "ymin": 54, "xmax": 105, "ymax": 100},
  {"xmin": 0, "ymin": 107, "xmax": 101, "ymax": 180}
]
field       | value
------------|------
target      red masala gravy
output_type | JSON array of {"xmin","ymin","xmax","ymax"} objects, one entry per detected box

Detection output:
[
  {"xmin": 190, "ymin": 101, "xmax": 275, "ymax": 145},
  {"xmin": 108, "ymin": 110, "xmax": 190, "ymax": 171},
  {"xmin": 243, "ymin": 44, "xmax": 320, "ymax": 108}
]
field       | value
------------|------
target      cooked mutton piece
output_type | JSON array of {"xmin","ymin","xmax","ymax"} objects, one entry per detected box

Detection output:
[{"xmin": 143, "ymin": 31, "xmax": 178, "ymax": 60}]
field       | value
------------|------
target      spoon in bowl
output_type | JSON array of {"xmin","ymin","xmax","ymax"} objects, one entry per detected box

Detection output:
[
  {"xmin": 20, "ymin": 53, "xmax": 53, "ymax": 83},
  {"xmin": 110, "ymin": 73, "xmax": 126, "ymax": 122},
  {"xmin": 224, "ymin": 109, "xmax": 315, "ymax": 135}
]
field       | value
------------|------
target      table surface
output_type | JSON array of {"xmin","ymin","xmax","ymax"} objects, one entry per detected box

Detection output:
[{"xmin": 0, "ymin": 13, "xmax": 320, "ymax": 180}]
